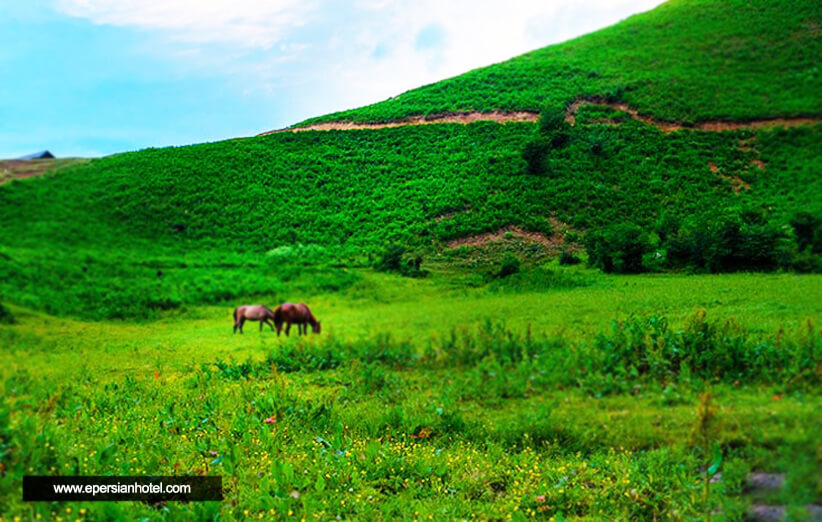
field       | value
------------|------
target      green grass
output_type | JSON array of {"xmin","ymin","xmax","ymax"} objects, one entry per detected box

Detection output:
[
  {"xmin": 4, "ymin": 268, "xmax": 821, "ymax": 357},
  {"xmin": 301, "ymin": 0, "xmax": 822, "ymax": 125},
  {"xmin": 2, "ymin": 271, "xmax": 820, "ymax": 520}
]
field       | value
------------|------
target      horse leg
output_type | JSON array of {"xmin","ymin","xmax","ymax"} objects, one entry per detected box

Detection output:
[
  {"xmin": 239, "ymin": 318, "xmax": 245, "ymax": 334},
  {"xmin": 265, "ymin": 318, "xmax": 275, "ymax": 331},
  {"xmin": 260, "ymin": 319, "xmax": 264, "ymax": 332},
  {"xmin": 285, "ymin": 322, "xmax": 291, "ymax": 337}
]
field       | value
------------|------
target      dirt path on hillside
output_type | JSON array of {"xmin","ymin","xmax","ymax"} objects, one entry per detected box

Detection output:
[
  {"xmin": 264, "ymin": 100, "xmax": 820, "ymax": 135},
  {"xmin": 259, "ymin": 111, "xmax": 539, "ymax": 134},
  {"xmin": 565, "ymin": 98, "xmax": 821, "ymax": 133}
]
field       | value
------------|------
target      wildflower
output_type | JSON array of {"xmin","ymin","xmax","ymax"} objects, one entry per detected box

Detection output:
[{"xmin": 263, "ymin": 416, "xmax": 277, "ymax": 425}]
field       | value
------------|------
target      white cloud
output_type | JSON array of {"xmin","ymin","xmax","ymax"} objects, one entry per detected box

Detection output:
[
  {"xmin": 52, "ymin": 0, "xmax": 667, "ymax": 126},
  {"xmin": 53, "ymin": 0, "xmax": 316, "ymax": 48},
  {"xmin": 296, "ymin": 0, "xmax": 667, "ymax": 115}
]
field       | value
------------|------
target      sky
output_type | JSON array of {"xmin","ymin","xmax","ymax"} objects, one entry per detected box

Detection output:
[{"xmin": 1, "ymin": 0, "xmax": 665, "ymax": 158}]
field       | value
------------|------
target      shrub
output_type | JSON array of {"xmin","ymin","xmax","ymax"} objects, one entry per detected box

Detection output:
[
  {"xmin": 497, "ymin": 253, "xmax": 521, "ymax": 278},
  {"xmin": 538, "ymin": 106, "xmax": 571, "ymax": 147},
  {"xmin": 522, "ymin": 139, "xmax": 549, "ymax": 175},
  {"xmin": 265, "ymin": 243, "xmax": 331, "ymax": 265},
  {"xmin": 654, "ymin": 212, "xmax": 681, "ymax": 243},
  {"xmin": 0, "ymin": 302, "xmax": 14, "ymax": 324},
  {"xmin": 400, "ymin": 254, "xmax": 429, "ymax": 278},
  {"xmin": 558, "ymin": 251, "xmax": 581, "ymax": 266},
  {"xmin": 585, "ymin": 223, "xmax": 651, "ymax": 274},
  {"xmin": 664, "ymin": 212, "xmax": 797, "ymax": 272},
  {"xmin": 642, "ymin": 250, "xmax": 667, "ymax": 272},
  {"xmin": 376, "ymin": 244, "xmax": 428, "ymax": 278},
  {"xmin": 377, "ymin": 244, "xmax": 405, "ymax": 272},
  {"xmin": 790, "ymin": 211, "xmax": 822, "ymax": 254},
  {"xmin": 564, "ymin": 231, "xmax": 580, "ymax": 245}
]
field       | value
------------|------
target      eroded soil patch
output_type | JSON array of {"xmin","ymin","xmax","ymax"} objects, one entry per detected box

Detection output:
[
  {"xmin": 565, "ymin": 98, "xmax": 821, "ymax": 133},
  {"xmin": 262, "ymin": 111, "xmax": 539, "ymax": 134},
  {"xmin": 445, "ymin": 219, "xmax": 577, "ymax": 252},
  {"xmin": 266, "ymin": 100, "xmax": 821, "ymax": 136}
]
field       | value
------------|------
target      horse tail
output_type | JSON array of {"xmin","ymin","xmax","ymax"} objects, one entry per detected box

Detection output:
[
  {"xmin": 273, "ymin": 305, "xmax": 282, "ymax": 325},
  {"xmin": 233, "ymin": 307, "xmax": 239, "ymax": 322}
]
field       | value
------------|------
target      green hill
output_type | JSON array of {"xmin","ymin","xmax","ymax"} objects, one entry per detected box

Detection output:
[
  {"xmin": 0, "ymin": 0, "xmax": 820, "ymax": 319},
  {"xmin": 301, "ymin": 0, "xmax": 822, "ymax": 126}
]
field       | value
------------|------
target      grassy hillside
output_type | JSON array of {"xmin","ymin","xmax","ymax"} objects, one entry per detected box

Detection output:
[
  {"xmin": 2, "ymin": 122, "xmax": 819, "ymax": 253},
  {"xmin": 301, "ymin": 0, "xmax": 822, "ymax": 125},
  {"xmin": 0, "ymin": 0, "xmax": 820, "ymax": 320},
  {"xmin": 1, "ymin": 120, "xmax": 820, "ymax": 318}
]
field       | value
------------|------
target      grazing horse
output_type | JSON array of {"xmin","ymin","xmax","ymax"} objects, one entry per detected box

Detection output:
[
  {"xmin": 233, "ymin": 305, "xmax": 277, "ymax": 334},
  {"xmin": 273, "ymin": 303, "xmax": 321, "ymax": 336}
]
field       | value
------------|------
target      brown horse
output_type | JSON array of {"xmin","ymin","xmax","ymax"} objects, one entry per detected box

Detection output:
[
  {"xmin": 233, "ymin": 305, "xmax": 277, "ymax": 334},
  {"xmin": 273, "ymin": 303, "xmax": 321, "ymax": 336}
]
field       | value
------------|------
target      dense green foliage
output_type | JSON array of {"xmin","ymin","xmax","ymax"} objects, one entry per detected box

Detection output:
[
  {"xmin": 585, "ymin": 208, "xmax": 820, "ymax": 274},
  {"xmin": 0, "ymin": 302, "xmax": 14, "ymax": 324},
  {"xmin": 1, "ymin": 119, "xmax": 819, "ymax": 316},
  {"xmin": 496, "ymin": 253, "xmax": 521, "ymax": 278},
  {"xmin": 585, "ymin": 223, "xmax": 651, "ymax": 274},
  {"xmin": 301, "ymin": 0, "xmax": 822, "ymax": 125},
  {"xmin": 1, "ymin": 123, "xmax": 819, "ymax": 253}
]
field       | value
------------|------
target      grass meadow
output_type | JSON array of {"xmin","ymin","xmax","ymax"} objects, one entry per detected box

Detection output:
[{"xmin": 2, "ymin": 269, "xmax": 820, "ymax": 520}]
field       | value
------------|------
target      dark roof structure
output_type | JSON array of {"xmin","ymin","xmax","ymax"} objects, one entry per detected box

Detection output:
[{"xmin": 18, "ymin": 150, "xmax": 55, "ymax": 160}]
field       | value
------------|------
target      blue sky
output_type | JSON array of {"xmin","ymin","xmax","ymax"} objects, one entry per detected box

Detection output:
[{"xmin": 1, "ymin": 0, "xmax": 664, "ymax": 158}]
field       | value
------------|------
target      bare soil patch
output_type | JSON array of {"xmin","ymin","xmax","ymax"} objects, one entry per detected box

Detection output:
[
  {"xmin": 708, "ymin": 161, "xmax": 752, "ymax": 193},
  {"xmin": 565, "ymin": 98, "xmax": 821, "ymax": 133},
  {"xmin": 445, "ymin": 219, "xmax": 576, "ymax": 252},
  {"xmin": 719, "ymin": 173, "xmax": 751, "ymax": 193},
  {"xmin": 261, "ymin": 111, "xmax": 538, "ymax": 135},
  {"xmin": 750, "ymin": 159, "xmax": 767, "ymax": 171}
]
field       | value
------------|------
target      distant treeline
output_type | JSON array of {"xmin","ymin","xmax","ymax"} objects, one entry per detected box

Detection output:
[{"xmin": 585, "ymin": 210, "xmax": 822, "ymax": 274}]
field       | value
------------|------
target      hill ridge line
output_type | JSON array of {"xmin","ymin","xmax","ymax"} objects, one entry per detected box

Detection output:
[{"xmin": 260, "ymin": 101, "xmax": 822, "ymax": 135}]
